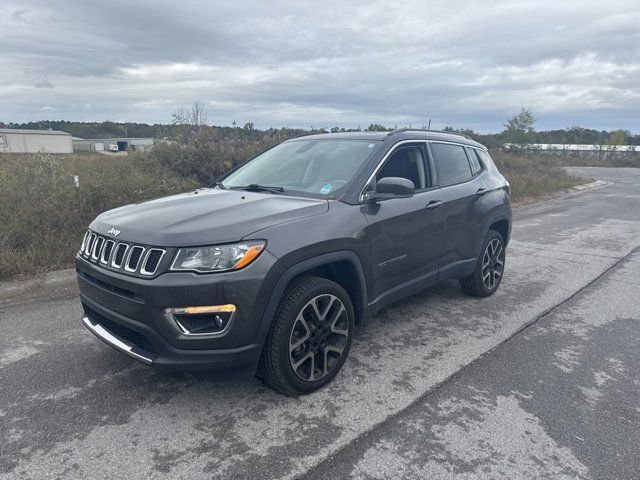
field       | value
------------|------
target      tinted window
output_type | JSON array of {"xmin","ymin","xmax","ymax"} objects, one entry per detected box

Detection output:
[
  {"xmin": 431, "ymin": 143, "xmax": 472, "ymax": 186},
  {"xmin": 377, "ymin": 146, "xmax": 427, "ymax": 189},
  {"xmin": 476, "ymin": 150, "xmax": 494, "ymax": 169},
  {"xmin": 466, "ymin": 148, "xmax": 482, "ymax": 175}
]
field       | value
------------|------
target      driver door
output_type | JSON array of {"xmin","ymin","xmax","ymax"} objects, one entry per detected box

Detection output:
[{"xmin": 362, "ymin": 143, "xmax": 445, "ymax": 302}]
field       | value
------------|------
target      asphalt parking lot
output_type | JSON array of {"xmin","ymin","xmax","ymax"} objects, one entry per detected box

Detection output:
[{"xmin": 1, "ymin": 167, "xmax": 638, "ymax": 479}]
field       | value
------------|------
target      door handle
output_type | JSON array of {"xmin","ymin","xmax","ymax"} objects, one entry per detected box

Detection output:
[
  {"xmin": 476, "ymin": 188, "xmax": 490, "ymax": 196},
  {"xmin": 425, "ymin": 200, "xmax": 443, "ymax": 210}
]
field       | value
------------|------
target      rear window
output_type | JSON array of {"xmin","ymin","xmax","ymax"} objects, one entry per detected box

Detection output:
[{"xmin": 431, "ymin": 143, "xmax": 473, "ymax": 186}]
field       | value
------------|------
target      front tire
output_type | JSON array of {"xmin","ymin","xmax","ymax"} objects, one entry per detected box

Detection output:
[
  {"xmin": 259, "ymin": 276, "xmax": 354, "ymax": 395},
  {"xmin": 460, "ymin": 230, "xmax": 506, "ymax": 297}
]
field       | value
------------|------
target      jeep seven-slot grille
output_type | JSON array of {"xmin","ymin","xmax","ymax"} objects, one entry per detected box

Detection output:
[
  {"xmin": 100, "ymin": 240, "xmax": 115, "ymax": 264},
  {"xmin": 91, "ymin": 237, "xmax": 104, "ymax": 260},
  {"xmin": 113, "ymin": 243, "xmax": 128, "ymax": 267},
  {"xmin": 125, "ymin": 246, "xmax": 144, "ymax": 272},
  {"xmin": 80, "ymin": 230, "xmax": 165, "ymax": 276},
  {"xmin": 142, "ymin": 249, "xmax": 164, "ymax": 275}
]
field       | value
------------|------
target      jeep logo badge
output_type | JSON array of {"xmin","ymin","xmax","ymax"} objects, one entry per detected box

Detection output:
[{"xmin": 107, "ymin": 227, "xmax": 121, "ymax": 237}]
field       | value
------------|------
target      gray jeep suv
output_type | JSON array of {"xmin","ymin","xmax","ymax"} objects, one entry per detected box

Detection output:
[{"xmin": 77, "ymin": 129, "xmax": 511, "ymax": 395}]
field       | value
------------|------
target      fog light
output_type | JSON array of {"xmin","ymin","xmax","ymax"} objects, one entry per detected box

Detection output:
[
  {"xmin": 164, "ymin": 305, "xmax": 236, "ymax": 315},
  {"xmin": 164, "ymin": 305, "xmax": 236, "ymax": 336}
]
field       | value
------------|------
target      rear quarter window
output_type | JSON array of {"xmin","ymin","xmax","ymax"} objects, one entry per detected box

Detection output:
[
  {"xmin": 465, "ymin": 148, "xmax": 483, "ymax": 175},
  {"xmin": 430, "ymin": 143, "xmax": 473, "ymax": 186}
]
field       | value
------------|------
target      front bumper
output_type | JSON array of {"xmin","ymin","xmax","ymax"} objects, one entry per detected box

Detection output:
[
  {"xmin": 82, "ymin": 296, "xmax": 261, "ymax": 373},
  {"xmin": 76, "ymin": 250, "xmax": 283, "ymax": 374},
  {"xmin": 83, "ymin": 314, "xmax": 153, "ymax": 365}
]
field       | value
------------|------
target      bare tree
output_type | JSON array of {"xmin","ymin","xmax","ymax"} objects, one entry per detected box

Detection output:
[
  {"xmin": 172, "ymin": 101, "xmax": 209, "ymax": 142},
  {"xmin": 172, "ymin": 101, "xmax": 208, "ymax": 127},
  {"xmin": 190, "ymin": 101, "xmax": 208, "ymax": 127}
]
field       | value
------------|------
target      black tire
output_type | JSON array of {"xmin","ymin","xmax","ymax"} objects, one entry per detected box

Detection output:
[
  {"xmin": 460, "ymin": 230, "xmax": 506, "ymax": 297},
  {"xmin": 259, "ymin": 276, "xmax": 354, "ymax": 396}
]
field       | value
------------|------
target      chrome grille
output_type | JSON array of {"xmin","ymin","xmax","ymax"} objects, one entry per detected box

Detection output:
[
  {"xmin": 84, "ymin": 233, "xmax": 96, "ymax": 256},
  {"xmin": 80, "ymin": 231, "xmax": 90, "ymax": 252},
  {"xmin": 80, "ymin": 230, "xmax": 166, "ymax": 276},
  {"xmin": 112, "ymin": 243, "xmax": 128, "ymax": 268},
  {"xmin": 125, "ymin": 246, "xmax": 145, "ymax": 272},
  {"xmin": 91, "ymin": 236, "xmax": 104, "ymax": 261},
  {"xmin": 100, "ymin": 240, "xmax": 115, "ymax": 264},
  {"xmin": 141, "ymin": 249, "xmax": 165, "ymax": 276}
]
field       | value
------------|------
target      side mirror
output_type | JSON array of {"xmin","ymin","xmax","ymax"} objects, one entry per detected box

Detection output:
[{"xmin": 364, "ymin": 177, "xmax": 415, "ymax": 202}]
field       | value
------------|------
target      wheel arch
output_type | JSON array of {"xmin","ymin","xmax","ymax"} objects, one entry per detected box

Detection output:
[
  {"xmin": 255, "ymin": 251, "xmax": 367, "ymax": 350},
  {"xmin": 489, "ymin": 217, "xmax": 510, "ymax": 245},
  {"xmin": 471, "ymin": 212, "xmax": 511, "ymax": 262}
]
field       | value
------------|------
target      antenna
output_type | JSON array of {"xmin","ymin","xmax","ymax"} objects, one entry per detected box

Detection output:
[{"xmin": 427, "ymin": 118, "xmax": 431, "ymax": 130}]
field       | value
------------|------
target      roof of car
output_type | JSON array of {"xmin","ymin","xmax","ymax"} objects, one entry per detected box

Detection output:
[{"xmin": 286, "ymin": 129, "xmax": 486, "ymax": 149}]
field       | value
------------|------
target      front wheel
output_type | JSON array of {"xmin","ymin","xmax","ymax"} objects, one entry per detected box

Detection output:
[
  {"xmin": 460, "ymin": 230, "xmax": 506, "ymax": 297},
  {"xmin": 259, "ymin": 276, "xmax": 354, "ymax": 395}
]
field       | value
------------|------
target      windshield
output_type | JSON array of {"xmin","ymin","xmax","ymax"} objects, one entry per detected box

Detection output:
[{"xmin": 219, "ymin": 139, "xmax": 381, "ymax": 197}]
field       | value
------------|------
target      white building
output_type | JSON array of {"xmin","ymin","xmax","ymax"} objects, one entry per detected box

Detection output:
[
  {"xmin": 503, "ymin": 143, "xmax": 640, "ymax": 152},
  {"xmin": 0, "ymin": 128, "xmax": 73, "ymax": 154},
  {"xmin": 72, "ymin": 137, "xmax": 155, "ymax": 153}
]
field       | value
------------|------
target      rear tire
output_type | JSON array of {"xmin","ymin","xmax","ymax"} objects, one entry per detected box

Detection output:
[
  {"xmin": 259, "ymin": 276, "xmax": 354, "ymax": 396},
  {"xmin": 460, "ymin": 230, "xmax": 506, "ymax": 297}
]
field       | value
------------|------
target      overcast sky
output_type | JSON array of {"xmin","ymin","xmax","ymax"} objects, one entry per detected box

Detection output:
[{"xmin": 1, "ymin": 0, "xmax": 639, "ymax": 132}]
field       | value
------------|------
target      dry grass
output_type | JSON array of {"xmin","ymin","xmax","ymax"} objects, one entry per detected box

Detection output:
[
  {"xmin": 490, "ymin": 150, "xmax": 589, "ymax": 205},
  {"xmin": 0, "ymin": 150, "xmax": 588, "ymax": 280},
  {"xmin": 0, "ymin": 152, "xmax": 197, "ymax": 280},
  {"xmin": 559, "ymin": 153, "xmax": 640, "ymax": 168}
]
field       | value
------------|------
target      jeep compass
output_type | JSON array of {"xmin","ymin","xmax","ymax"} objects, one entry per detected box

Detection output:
[{"xmin": 77, "ymin": 129, "xmax": 511, "ymax": 395}]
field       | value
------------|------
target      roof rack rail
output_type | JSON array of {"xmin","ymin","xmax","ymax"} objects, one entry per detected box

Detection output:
[{"xmin": 387, "ymin": 127, "xmax": 473, "ymax": 140}]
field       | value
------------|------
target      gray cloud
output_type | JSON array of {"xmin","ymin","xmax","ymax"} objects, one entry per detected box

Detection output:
[
  {"xmin": 33, "ymin": 79, "xmax": 54, "ymax": 88},
  {"xmin": 0, "ymin": 0, "xmax": 639, "ymax": 131}
]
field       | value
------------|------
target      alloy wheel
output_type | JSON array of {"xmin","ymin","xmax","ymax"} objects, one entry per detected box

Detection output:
[
  {"xmin": 289, "ymin": 294, "xmax": 350, "ymax": 382},
  {"xmin": 482, "ymin": 238, "xmax": 505, "ymax": 290}
]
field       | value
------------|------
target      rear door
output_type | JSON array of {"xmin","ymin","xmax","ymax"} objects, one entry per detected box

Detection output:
[
  {"xmin": 363, "ymin": 143, "xmax": 445, "ymax": 301},
  {"xmin": 428, "ymin": 142, "xmax": 489, "ymax": 275}
]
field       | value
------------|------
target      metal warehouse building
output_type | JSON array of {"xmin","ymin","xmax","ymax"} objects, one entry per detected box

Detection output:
[
  {"xmin": 0, "ymin": 128, "xmax": 73, "ymax": 154},
  {"xmin": 72, "ymin": 137, "xmax": 155, "ymax": 153}
]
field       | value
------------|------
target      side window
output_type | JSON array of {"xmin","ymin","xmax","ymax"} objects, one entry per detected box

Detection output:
[
  {"xmin": 476, "ymin": 150, "xmax": 495, "ymax": 170},
  {"xmin": 430, "ymin": 143, "xmax": 473, "ymax": 186},
  {"xmin": 465, "ymin": 148, "xmax": 482, "ymax": 175},
  {"xmin": 376, "ymin": 146, "xmax": 427, "ymax": 189}
]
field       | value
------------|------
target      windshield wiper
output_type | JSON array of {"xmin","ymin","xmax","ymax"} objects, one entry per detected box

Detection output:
[
  {"xmin": 231, "ymin": 184, "xmax": 285, "ymax": 194},
  {"xmin": 212, "ymin": 180, "xmax": 226, "ymax": 189}
]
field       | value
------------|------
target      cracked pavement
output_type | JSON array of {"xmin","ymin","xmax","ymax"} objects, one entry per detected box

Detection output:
[{"xmin": 1, "ymin": 167, "xmax": 639, "ymax": 479}]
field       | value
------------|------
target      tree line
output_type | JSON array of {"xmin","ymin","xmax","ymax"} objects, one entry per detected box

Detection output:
[
  {"xmin": 2, "ymin": 107, "xmax": 637, "ymax": 149},
  {"xmin": 444, "ymin": 108, "xmax": 638, "ymax": 149}
]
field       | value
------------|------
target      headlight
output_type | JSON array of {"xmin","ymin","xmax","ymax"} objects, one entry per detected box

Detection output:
[{"xmin": 170, "ymin": 241, "xmax": 265, "ymax": 273}]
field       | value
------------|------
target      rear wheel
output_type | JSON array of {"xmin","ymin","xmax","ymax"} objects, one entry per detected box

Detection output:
[
  {"xmin": 259, "ymin": 276, "xmax": 354, "ymax": 395},
  {"xmin": 460, "ymin": 230, "xmax": 506, "ymax": 297}
]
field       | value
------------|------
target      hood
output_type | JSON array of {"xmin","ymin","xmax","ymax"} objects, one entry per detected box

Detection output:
[{"xmin": 91, "ymin": 188, "xmax": 328, "ymax": 247}]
